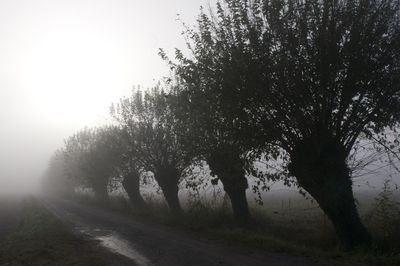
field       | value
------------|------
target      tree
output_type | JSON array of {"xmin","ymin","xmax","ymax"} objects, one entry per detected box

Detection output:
[
  {"xmin": 117, "ymin": 130, "xmax": 148, "ymax": 211},
  {"xmin": 64, "ymin": 126, "xmax": 123, "ymax": 203},
  {"xmin": 170, "ymin": 0, "xmax": 400, "ymax": 248},
  {"xmin": 42, "ymin": 149, "xmax": 76, "ymax": 197},
  {"xmin": 121, "ymin": 168, "xmax": 147, "ymax": 210},
  {"xmin": 164, "ymin": 79, "xmax": 263, "ymax": 225},
  {"xmin": 111, "ymin": 86, "xmax": 192, "ymax": 214}
]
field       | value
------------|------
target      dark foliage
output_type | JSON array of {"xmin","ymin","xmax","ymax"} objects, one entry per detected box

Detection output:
[
  {"xmin": 63, "ymin": 126, "xmax": 124, "ymax": 202},
  {"xmin": 167, "ymin": 0, "xmax": 400, "ymax": 247},
  {"xmin": 111, "ymin": 86, "xmax": 193, "ymax": 214}
]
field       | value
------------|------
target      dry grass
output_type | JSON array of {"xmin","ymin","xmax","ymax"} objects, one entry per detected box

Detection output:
[{"xmin": 75, "ymin": 191, "xmax": 400, "ymax": 266}]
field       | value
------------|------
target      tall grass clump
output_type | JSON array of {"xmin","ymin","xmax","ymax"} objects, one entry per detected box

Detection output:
[{"xmin": 365, "ymin": 178, "xmax": 400, "ymax": 251}]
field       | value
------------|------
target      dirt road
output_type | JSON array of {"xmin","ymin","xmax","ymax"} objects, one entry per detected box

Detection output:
[{"xmin": 42, "ymin": 198, "xmax": 322, "ymax": 266}]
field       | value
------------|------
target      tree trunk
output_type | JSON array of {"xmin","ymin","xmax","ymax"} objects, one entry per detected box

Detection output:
[
  {"xmin": 94, "ymin": 185, "xmax": 109, "ymax": 204},
  {"xmin": 154, "ymin": 165, "xmax": 183, "ymax": 215},
  {"xmin": 224, "ymin": 186, "xmax": 251, "ymax": 225},
  {"xmin": 122, "ymin": 172, "xmax": 146, "ymax": 211},
  {"xmin": 289, "ymin": 137, "xmax": 372, "ymax": 249},
  {"xmin": 160, "ymin": 182, "xmax": 182, "ymax": 215},
  {"xmin": 208, "ymin": 147, "xmax": 251, "ymax": 225}
]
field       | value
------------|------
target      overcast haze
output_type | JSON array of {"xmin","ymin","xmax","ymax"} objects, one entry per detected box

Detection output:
[
  {"xmin": 0, "ymin": 0, "xmax": 215, "ymax": 194},
  {"xmin": 0, "ymin": 0, "xmax": 397, "ymax": 196}
]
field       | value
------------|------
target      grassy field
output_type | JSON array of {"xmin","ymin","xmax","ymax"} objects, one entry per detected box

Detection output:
[
  {"xmin": 78, "ymin": 191, "xmax": 400, "ymax": 266},
  {"xmin": 0, "ymin": 197, "xmax": 132, "ymax": 266}
]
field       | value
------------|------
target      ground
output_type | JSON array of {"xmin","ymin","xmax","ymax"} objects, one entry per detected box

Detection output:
[
  {"xmin": 0, "ymin": 196, "xmax": 399, "ymax": 266},
  {"xmin": 42, "ymin": 197, "xmax": 320, "ymax": 266},
  {"xmin": 0, "ymin": 197, "xmax": 134, "ymax": 266}
]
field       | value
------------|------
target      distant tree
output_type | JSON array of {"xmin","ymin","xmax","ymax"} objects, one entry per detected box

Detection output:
[
  {"xmin": 64, "ymin": 126, "xmax": 123, "ymax": 203},
  {"xmin": 42, "ymin": 149, "xmax": 76, "ymax": 197},
  {"xmin": 111, "ymin": 86, "xmax": 193, "ymax": 214},
  {"xmin": 169, "ymin": 0, "xmax": 400, "ymax": 248},
  {"xmin": 63, "ymin": 128, "xmax": 94, "ymax": 194}
]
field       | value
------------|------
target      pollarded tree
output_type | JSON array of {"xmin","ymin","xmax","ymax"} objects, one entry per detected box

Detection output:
[
  {"xmin": 42, "ymin": 149, "xmax": 76, "ymax": 197},
  {"xmin": 63, "ymin": 128, "xmax": 95, "ymax": 195},
  {"xmin": 120, "ymin": 166, "xmax": 147, "ymax": 211},
  {"xmin": 111, "ymin": 86, "xmax": 193, "ymax": 214},
  {"xmin": 116, "ymin": 129, "xmax": 147, "ymax": 210},
  {"xmin": 64, "ymin": 126, "xmax": 124, "ymax": 203},
  {"xmin": 170, "ymin": 0, "xmax": 400, "ymax": 248},
  {"xmin": 163, "ymin": 78, "xmax": 266, "ymax": 225}
]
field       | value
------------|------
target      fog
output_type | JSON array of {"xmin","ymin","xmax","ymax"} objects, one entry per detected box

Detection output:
[
  {"xmin": 0, "ymin": 0, "xmax": 398, "ymax": 197},
  {"xmin": 0, "ymin": 2, "xmax": 399, "ymax": 263},
  {"xmin": 0, "ymin": 0, "xmax": 215, "ymax": 195}
]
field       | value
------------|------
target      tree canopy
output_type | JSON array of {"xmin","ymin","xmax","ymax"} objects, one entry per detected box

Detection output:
[
  {"xmin": 63, "ymin": 126, "xmax": 124, "ymax": 202},
  {"xmin": 111, "ymin": 86, "xmax": 193, "ymax": 213},
  {"xmin": 167, "ymin": 0, "xmax": 400, "ymax": 247},
  {"xmin": 43, "ymin": 0, "xmax": 400, "ymax": 249}
]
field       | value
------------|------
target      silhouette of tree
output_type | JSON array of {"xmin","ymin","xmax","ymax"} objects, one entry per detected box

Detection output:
[
  {"xmin": 111, "ymin": 86, "xmax": 193, "ymax": 214},
  {"xmin": 115, "ymin": 129, "xmax": 148, "ymax": 211},
  {"xmin": 64, "ymin": 126, "xmax": 123, "ymax": 203},
  {"xmin": 169, "ymin": 0, "xmax": 400, "ymax": 248},
  {"xmin": 163, "ymin": 80, "xmax": 266, "ymax": 225},
  {"xmin": 42, "ymin": 149, "xmax": 76, "ymax": 197}
]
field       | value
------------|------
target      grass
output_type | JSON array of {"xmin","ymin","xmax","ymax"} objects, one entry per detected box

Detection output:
[
  {"xmin": 3, "ymin": 193, "xmax": 398, "ymax": 265},
  {"xmin": 76, "ymin": 192, "xmax": 400, "ymax": 266},
  {"xmin": 0, "ymin": 197, "xmax": 131, "ymax": 266}
]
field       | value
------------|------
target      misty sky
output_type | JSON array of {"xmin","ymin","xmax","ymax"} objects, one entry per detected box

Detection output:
[
  {"xmin": 0, "ymin": 0, "xmax": 397, "ymax": 196},
  {"xmin": 0, "ymin": 0, "xmax": 216, "ymax": 194}
]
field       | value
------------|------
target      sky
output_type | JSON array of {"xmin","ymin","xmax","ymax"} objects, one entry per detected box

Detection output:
[
  {"xmin": 0, "ymin": 0, "xmax": 397, "ymax": 196},
  {"xmin": 0, "ymin": 0, "xmax": 216, "ymax": 194}
]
